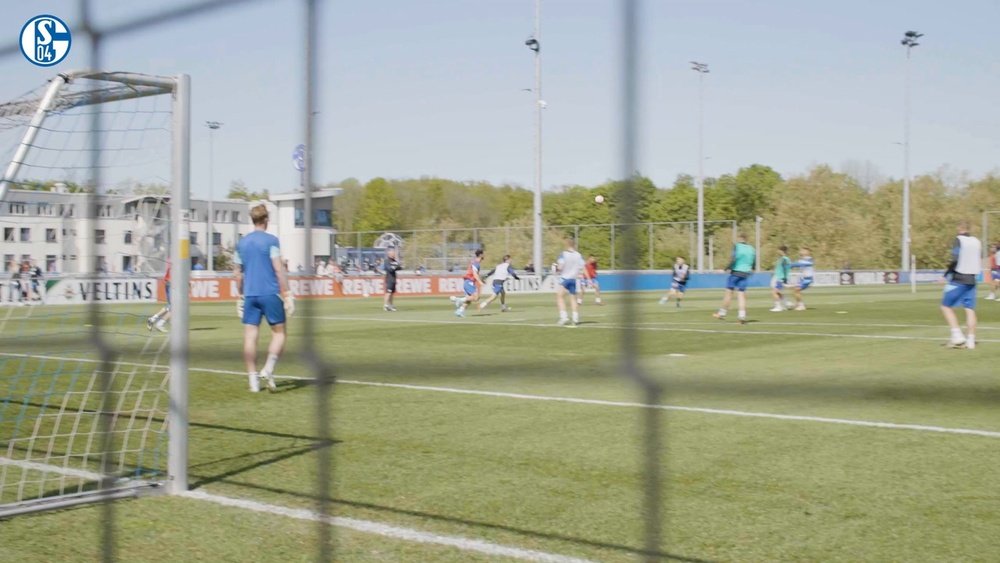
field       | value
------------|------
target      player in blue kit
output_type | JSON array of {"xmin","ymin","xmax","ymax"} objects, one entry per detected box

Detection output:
[
  {"xmin": 714, "ymin": 234, "xmax": 756, "ymax": 324},
  {"xmin": 789, "ymin": 247, "xmax": 815, "ymax": 311},
  {"xmin": 234, "ymin": 205, "xmax": 295, "ymax": 392}
]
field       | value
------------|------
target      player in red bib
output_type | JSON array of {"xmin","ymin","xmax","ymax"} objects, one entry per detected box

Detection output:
[
  {"xmin": 578, "ymin": 255, "xmax": 603, "ymax": 305},
  {"xmin": 146, "ymin": 261, "xmax": 171, "ymax": 332},
  {"xmin": 451, "ymin": 249, "xmax": 484, "ymax": 317}
]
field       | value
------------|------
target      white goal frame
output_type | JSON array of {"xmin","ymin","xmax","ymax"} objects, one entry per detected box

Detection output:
[{"xmin": 0, "ymin": 70, "xmax": 191, "ymax": 515}]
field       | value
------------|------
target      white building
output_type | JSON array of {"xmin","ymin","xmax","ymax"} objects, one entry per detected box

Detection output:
[{"xmin": 0, "ymin": 187, "xmax": 339, "ymax": 274}]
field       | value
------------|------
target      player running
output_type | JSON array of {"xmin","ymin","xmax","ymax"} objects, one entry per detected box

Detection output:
[
  {"xmin": 578, "ymin": 255, "xmax": 603, "ymax": 306},
  {"xmin": 235, "ymin": 204, "xmax": 295, "ymax": 392},
  {"xmin": 713, "ymin": 234, "xmax": 756, "ymax": 324},
  {"xmin": 383, "ymin": 247, "xmax": 402, "ymax": 312},
  {"xmin": 790, "ymin": 247, "xmax": 815, "ymax": 311},
  {"xmin": 769, "ymin": 246, "xmax": 792, "ymax": 312},
  {"xmin": 479, "ymin": 254, "xmax": 520, "ymax": 312},
  {"xmin": 556, "ymin": 240, "xmax": 585, "ymax": 326},
  {"xmin": 986, "ymin": 244, "xmax": 999, "ymax": 300},
  {"xmin": 940, "ymin": 221, "xmax": 981, "ymax": 349},
  {"xmin": 659, "ymin": 256, "xmax": 690, "ymax": 307},
  {"xmin": 146, "ymin": 261, "xmax": 172, "ymax": 332},
  {"xmin": 452, "ymin": 249, "xmax": 484, "ymax": 318}
]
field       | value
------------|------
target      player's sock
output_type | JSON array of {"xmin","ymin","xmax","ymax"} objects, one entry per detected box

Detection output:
[
  {"xmin": 248, "ymin": 372, "xmax": 260, "ymax": 393},
  {"xmin": 949, "ymin": 328, "xmax": 965, "ymax": 344},
  {"xmin": 262, "ymin": 354, "xmax": 279, "ymax": 376},
  {"xmin": 967, "ymin": 334, "xmax": 976, "ymax": 349},
  {"xmin": 154, "ymin": 319, "xmax": 167, "ymax": 333},
  {"xmin": 572, "ymin": 312, "xmax": 579, "ymax": 324},
  {"xmin": 738, "ymin": 309, "xmax": 746, "ymax": 320},
  {"xmin": 595, "ymin": 297, "xmax": 601, "ymax": 304}
]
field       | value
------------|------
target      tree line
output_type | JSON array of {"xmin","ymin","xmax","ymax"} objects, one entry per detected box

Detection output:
[{"xmin": 322, "ymin": 165, "xmax": 1000, "ymax": 271}]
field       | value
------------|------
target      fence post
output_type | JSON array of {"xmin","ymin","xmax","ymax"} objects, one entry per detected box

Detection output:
[
  {"xmin": 611, "ymin": 224, "xmax": 616, "ymax": 270},
  {"xmin": 441, "ymin": 229, "xmax": 447, "ymax": 271},
  {"xmin": 689, "ymin": 222, "xmax": 695, "ymax": 268},
  {"xmin": 648, "ymin": 223, "xmax": 654, "ymax": 270}
]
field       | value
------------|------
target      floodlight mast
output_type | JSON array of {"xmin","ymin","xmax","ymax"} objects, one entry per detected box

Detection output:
[
  {"xmin": 526, "ymin": 0, "xmax": 543, "ymax": 277},
  {"xmin": 205, "ymin": 121, "xmax": 222, "ymax": 271},
  {"xmin": 900, "ymin": 31, "xmax": 922, "ymax": 271},
  {"xmin": 690, "ymin": 61, "xmax": 709, "ymax": 271}
]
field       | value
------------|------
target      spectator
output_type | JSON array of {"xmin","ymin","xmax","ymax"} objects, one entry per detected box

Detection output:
[{"xmin": 192, "ymin": 258, "xmax": 205, "ymax": 271}]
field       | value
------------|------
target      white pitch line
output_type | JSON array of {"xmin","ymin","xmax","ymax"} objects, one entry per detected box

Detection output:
[
  {"xmin": 335, "ymin": 379, "xmax": 1000, "ymax": 439},
  {"xmin": 0, "ymin": 457, "xmax": 103, "ymax": 481},
  {"xmin": 4, "ymin": 352, "xmax": 1000, "ymax": 439},
  {"xmin": 183, "ymin": 490, "xmax": 594, "ymax": 563},
  {"xmin": 313, "ymin": 315, "xmax": 1000, "ymax": 344}
]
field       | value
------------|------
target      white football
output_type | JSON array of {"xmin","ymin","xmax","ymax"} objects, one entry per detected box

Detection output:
[{"xmin": 595, "ymin": 195, "xmax": 605, "ymax": 204}]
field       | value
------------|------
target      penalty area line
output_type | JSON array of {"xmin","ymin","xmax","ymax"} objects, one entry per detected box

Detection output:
[{"xmin": 183, "ymin": 490, "xmax": 594, "ymax": 563}]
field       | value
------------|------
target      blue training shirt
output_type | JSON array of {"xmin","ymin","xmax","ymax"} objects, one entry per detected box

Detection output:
[{"xmin": 235, "ymin": 230, "xmax": 282, "ymax": 297}]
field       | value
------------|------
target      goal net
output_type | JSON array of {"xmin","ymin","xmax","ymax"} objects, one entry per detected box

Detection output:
[{"xmin": 0, "ymin": 71, "xmax": 185, "ymax": 516}]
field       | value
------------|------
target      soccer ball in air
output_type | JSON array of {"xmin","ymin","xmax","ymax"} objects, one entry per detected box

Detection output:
[{"xmin": 594, "ymin": 195, "xmax": 605, "ymax": 204}]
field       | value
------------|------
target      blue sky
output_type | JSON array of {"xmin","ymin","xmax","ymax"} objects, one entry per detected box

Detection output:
[{"xmin": 1, "ymin": 0, "xmax": 998, "ymax": 198}]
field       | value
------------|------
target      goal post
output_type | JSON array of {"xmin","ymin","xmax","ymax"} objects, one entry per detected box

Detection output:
[{"xmin": 0, "ymin": 71, "xmax": 190, "ymax": 515}]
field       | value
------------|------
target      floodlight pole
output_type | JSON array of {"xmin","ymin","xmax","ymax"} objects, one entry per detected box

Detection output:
[
  {"xmin": 527, "ymin": 0, "xmax": 543, "ymax": 277},
  {"xmin": 691, "ymin": 61, "xmax": 709, "ymax": 271},
  {"xmin": 205, "ymin": 121, "xmax": 222, "ymax": 271},
  {"xmin": 900, "ymin": 31, "xmax": 921, "ymax": 272}
]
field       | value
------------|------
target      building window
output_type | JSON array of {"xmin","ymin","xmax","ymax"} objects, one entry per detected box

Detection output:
[
  {"xmin": 190, "ymin": 208, "xmax": 198, "ymax": 221},
  {"xmin": 3, "ymin": 228, "xmax": 13, "ymax": 242},
  {"xmin": 46, "ymin": 228, "xmax": 57, "ymax": 243},
  {"xmin": 19, "ymin": 228, "xmax": 30, "ymax": 242},
  {"xmin": 122, "ymin": 255, "xmax": 134, "ymax": 273},
  {"xmin": 46, "ymin": 255, "xmax": 57, "ymax": 273},
  {"xmin": 190, "ymin": 231, "xmax": 199, "ymax": 245},
  {"xmin": 61, "ymin": 204, "xmax": 74, "ymax": 217},
  {"xmin": 295, "ymin": 207, "xmax": 332, "ymax": 228},
  {"xmin": 232, "ymin": 212, "xmax": 241, "ymax": 223},
  {"xmin": 124, "ymin": 231, "xmax": 133, "ymax": 244},
  {"xmin": 212, "ymin": 232, "xmax": 222, "ymax": 246},
  {"xmin": 38, "ymin": 203, "xmax": 54, "ymax": 216},
  {"xmin": 97, "ymin": 256, "xmax": 108, "ymax": 273},
  {"xmin": 3, "ymin": 255, "xmax": 13, "ymax": 272},
  {"xmin": 95, "ymin": 229, "xmax": 106, "ymax": 244},
  {"xmin": 9, "ymin": 202, "xmax": 26, "ymax": 215},
  {"xmin": 98, "ymin": 204, "xmax": 112, "ymax": 218}
]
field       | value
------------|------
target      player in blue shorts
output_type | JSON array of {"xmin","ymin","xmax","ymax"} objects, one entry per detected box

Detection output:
[
  {"xmin": 555, "ymin": 240, "xmax": 585, "ymax": 326},
  {"xmin": 714, "ymin": 234, "xmax": 756, "ymax": 324},
  {"xmin": 479, "ymin": 254, "xmax": 520, "ymax": 312},
  {"xmin": 940, "ymin": 221, "xmax": 982, "ymax": 349},
  {"xmin": 789, "ymin": 247, "xmax": 814, "ymax": 311},
  {"xmin": 452, "ymin": 249, "xmax": 484, "ymax": 317},
  {"xmin": 235, "ymin": 205, "xmax": 295, "ymax": 392},
  {"xmin": 659, "ymin": 256, "xmax": 689, "ymax": 308}
]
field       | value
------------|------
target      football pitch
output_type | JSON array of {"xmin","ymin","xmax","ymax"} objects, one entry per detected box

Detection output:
[{"xmin": 2, "ymin": 284, "xmax": 1000, "ymax": 562}]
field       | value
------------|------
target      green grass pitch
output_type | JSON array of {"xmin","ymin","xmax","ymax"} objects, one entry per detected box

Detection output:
[{"xmin": 2, "ymin": 285, "xmax": 1000, "ymax": 562}]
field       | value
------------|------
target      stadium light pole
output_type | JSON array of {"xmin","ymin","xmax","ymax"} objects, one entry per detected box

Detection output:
[
  {"xmin": 691, "ymin": 61, "xmax": 709, "ymax": 271},
  {"xmin": 205, "ymin": 121, "xmax": 222, "ymax": 272},
  {"xmin": 900, "ymin": 31, "xmax": 921, "ymax": 272},
  {"xmin": 526, "ymin": 1, "xmax": 543, "ymax": 277}
]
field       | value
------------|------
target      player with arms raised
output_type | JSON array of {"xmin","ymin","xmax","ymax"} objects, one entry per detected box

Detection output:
[
  {"xmin": 713, "ymin": 234, "xmax": 756, "ymax": 324},
  {"xmin": 940, "ymin": 221, "xmax": 981, "ymax": 349},
  {"xmin": 556, "ymin": 240, "xmax": 585, "ymax": 326},
  {"xmin": 235, "ymin": 205, "xmax": 294, "ymax": 392},
  {"xmin": 452, "ymin": 249, "xmax": 484, "ymax": 318}
]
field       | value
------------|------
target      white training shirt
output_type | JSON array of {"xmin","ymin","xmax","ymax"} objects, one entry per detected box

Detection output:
[
  {"xmin": 558, "ymin": 250, "xmax": 585, "ymax": 280},
  {"xmin": 953, "ymin": 234, "xmax": 982, "ymax": 276},
  {"xmin": 493, "ymin": 262, "xmax": 513, "ymax": 281}
]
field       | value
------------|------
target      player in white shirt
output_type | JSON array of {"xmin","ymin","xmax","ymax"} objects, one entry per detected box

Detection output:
[
  {"xmin": 479, "ymin": 255, "xmax": 520, "ymax": 312},
  {"xmin": 940, "ymin": 221, "xmax": 982, "ymax": 349},
  {"xmin": 555, "ymin": 240, "xmax": 585, "ymax": 326}
]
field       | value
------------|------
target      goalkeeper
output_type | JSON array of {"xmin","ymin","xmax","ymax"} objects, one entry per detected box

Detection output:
[{"xmin": 234, "ymin": 204, "xmax": 294, "ymax": 393}]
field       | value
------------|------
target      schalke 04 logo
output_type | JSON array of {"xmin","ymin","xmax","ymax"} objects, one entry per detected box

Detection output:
[{"xmin": 20, "ymin": 15, "xmax": 71, "ymax": 67}]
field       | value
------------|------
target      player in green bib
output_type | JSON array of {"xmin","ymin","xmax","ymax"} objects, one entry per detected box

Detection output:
[
  {"xmin": 769, "ymin": 245, "xmax": 792, "ymax": 312},
  {"xmin": 714, "ymin": 234, "xmax": 756, "ymax": 324}
]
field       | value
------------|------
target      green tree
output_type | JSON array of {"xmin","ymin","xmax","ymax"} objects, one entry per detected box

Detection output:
[{"xmin": 355, "ymin": 177, "xmax": 402, "ymax": 242}]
